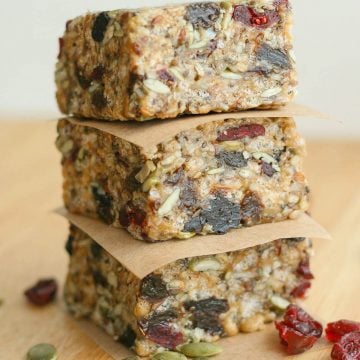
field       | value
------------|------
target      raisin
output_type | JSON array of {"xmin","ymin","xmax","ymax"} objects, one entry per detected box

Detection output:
[
  {"xmin": 262, "ymin": 162, "xmax": 276, "ymax": 177},
  {"xmin": 91, "ymin": 65, "xmax": 105, "ymax": 81},
  {"xmin": 201, "ymin": 194, "xmax": 241, "ymax": 234},
  {"xmin": 140, "ymin": 310, "xmax": 178, "ymax": 332},
  {"xmin": 326, "ymin": 320, "xmax": 360, "ymax": 343},
  {"xmin": 233, "ymin": 5, "xmax": 280, "ymax": 29},
  {"xmin": 240, "ymin": 192, "xmax": 263, "ymax": 225},
  {"xmin": 331, "ymin": 331, "xmax": 360, "ymax": 360},
  {"xmin": 185, "ymin": 298, "xmax": 229, "ymax": 335},
  {"xmin": 125, "ymin": 168, "xmax": 142, "ymax": 191},
  {"xmin": 217, "ymin": 124, "xmax": 265, "ymax": 141},
  {"xmin": 76, "ymin": 69, "xmax": 92, "ymax": 89},
  {"xmin": 91, "ymin": 89, "xmax": 108, "ymax": 109},
  {"xmin": 127, "ymin": 73, "xmax": 144, "ymax": 96},
  {"xmin": 297, "ymin": 258, "xmax": 314, "ymax": 280},
  {"xmin": 275, "ymin": 304, "xmax": 323, "ymax": 355},
  {"xmin": 216, "ymin": 150, "xmax": 247, "ymax": 168},
  {"xmin": 146, "ymin": 322, "xmax": 183, "ymax": 349},
  {"xmin": 90, "ymin": 242, "xmax": 103, "ymax": 260},
  {"xmin": 140, "ymin": 274, "xmax": 169, "ymax": 302},
  {"xmin": 257, "ymin": 43, "xmax": 291, "ymax": 69},
  {"xmin": 291, "ymin": 280, "xmax": 311, "ymax": 298},
  {"xmin": 185, "ymin": 3, "xmax": 220, "ymax": 29},
  {"xmin": 93, "ymin": 270, "xmax": 107, "ymax": 287},
  {"xmin": 180, "ymin": 180, "xmax": 197, "ymax": 209},
  {"xmin": 92, "ymin": 12, "xmax": 110, "ymax": 42},
  {"xmin": 65, "ymin": 235, "xmax": 74, "ymax": 255},
  {"xmin": 24, "ymin": 279, "xmax": 58, "ymax": 306},
  {"xmin": 91, "ymin": 185, "xmax": 114, "ymax": 224},
  {"xmin": 157, "ymin": 69, "xmax": 175, "ymax": 86},
  {"xmin": 183, "ymin": 216, "xmax": 204, "ymax": 233},
  {"xmin": 118, "ymin": 326, "xmax": 137, "ymax": 348}
]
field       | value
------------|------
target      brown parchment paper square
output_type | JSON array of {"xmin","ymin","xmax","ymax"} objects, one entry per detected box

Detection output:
[
  {"xmin": 57, "ymin": 209, "xmax": 330, "ymax": 279},
  {"xmin": 66, "ymin": 103, "xmax": 329, "ymax": 150}
]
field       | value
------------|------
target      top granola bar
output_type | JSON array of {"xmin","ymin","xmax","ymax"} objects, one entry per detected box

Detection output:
[{"xmin": 56, "ymin": 0, "xmax": 296, "ymax": 121}]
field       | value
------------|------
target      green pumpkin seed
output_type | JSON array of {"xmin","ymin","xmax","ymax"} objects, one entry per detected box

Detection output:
[
  {"xmin": 180, "ymin": 343, "xmax": 222, "ymax": 357},
  {"xmin": 151, "ymin": 351, "xmax": 187, "ymax": 360},
  {"xmin": 26, "ymin": 343, "xmax": 57, "ymax": 360}
]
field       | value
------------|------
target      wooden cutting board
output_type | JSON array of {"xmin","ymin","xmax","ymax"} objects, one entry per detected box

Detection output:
[{"xmin": 0, "ymin": 121, "xmax": 359, "ymax": 359}]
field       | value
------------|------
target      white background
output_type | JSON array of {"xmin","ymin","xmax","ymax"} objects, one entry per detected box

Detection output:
[{"xmin": 0, "ymin": 0, "xmax": 359, "ymax": 138}]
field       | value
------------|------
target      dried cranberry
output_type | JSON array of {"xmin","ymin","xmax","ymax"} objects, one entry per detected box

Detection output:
[
  {"xmin": 185, "ymin": 298, "xmax": 229, "ymax": 335},
  {"xmin": 233, "ymin": 5, "xmax": 280, "ymax": 29},
  {"xmin": 216, "ymin": 150, "xmax": 247, "ymax": 168},
  {"xmin": 120, "ymin": 202, "xmax": 146, "ymax": 228},
  {"xmin": 140, "ymin": 274, "xmax": 169, "ymax": 302},
  {"xmin": 217, "ymin": 124, "xmax": 265, "ymax": 141},
  {"xmin": 291, "ymin": 280, "xmax": 311, "ymax": 298},
  {"xmin": 240, "ymin": 191, "xmax": 263, "ymax": 225},
  {"xmin": 331, "ymin": 331, "xmax": 360, "ymax": 360},
  {"xmin": 297, "ymin": 258, "xmax": 314, "ymax": 280},
  {"xmin": 157, "ymin": 69, "xmax": 175, "ymax": 86},
  {"xmin": 91, "ymin": 65, "xmax": 105, "ymax": 81},
  {"xmin": 58, "ymin": 37, "xmax": 64, "ymax": 59},
  {"xmin": 92, "ymin": 12, "xmax": 110, "ymax": 42},
  {"xmin": 24, "ymin": 279, "xmax": 58, "ymax": 306},
  {"xmin": 262, "ymin": 162, "xmax": 276, "ymax": 177},
  {"xmin": 146, "ymin": 322, "xmax": 183, "ymax": 349},
  {"xmin": 275, "ymin": 304, "xmax": 323, "ymax": 355},
  {"xmin": 257, "ymin": 43, "xmax": 291, "ymax": 70},
  {"xmin": 185, "ymin": 3, "xmax": 220, "ymax": 29},
  {"xmin": 326, "ymin": 321, "xmax": 360, "ymax": 343}
]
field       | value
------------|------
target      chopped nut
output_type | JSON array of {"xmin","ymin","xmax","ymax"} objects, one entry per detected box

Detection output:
[
  {"xmin": 219, "ymin": 140, "xmax": 245, "ymax": 152},
  {"xmin": 189, "ymin": 257, "xmax": 222, "ymax": 272},
  {"xmin": 221, "ymin": 70, "xmax": 242, "ymax": 80},
  {"xmin": 239, "ymin": 314, "xmax": 265, "ymax": 333},
  {"xmin": 144, "ymin": 79, "xmax": 171, "ymax": 94},
  {"xmin": 289, "ymin": 210, "xmax": 302, "ymax": 219},
  {"xmin": 135, "ymin": 161, "xmax": 156, "ymax": 183},
  {"xmin": 207, "ymin": 167, "xmax": 225, "ymax": 175},
  {"xmin": 288, "ymin": 194, "xmax": 300, "ymax": 204},
  {"xmin": 142, "ymin": 176, "xmax": 159, "ymax": 192},
  {"xmin": 176, "ymin": 232, "xmax": 196, "ymax": 240},
  {"xmin": 158, "ymin": 188, "xmax": 181, "ymax": 216},
  {"xmin": 189, "ymin": 39, "xmax": 208, "ymax": 49},
  {"xmin": 270, "ymin": 295, "xmax": 290, "ymax": 311},
  {"xmin": 261, "ymin": 87, "xmax": 282, "ymax": 98},
  {"xmin": 169, "ymin": 67, "xmax": 185, "ymax": 81},
  {"xmin": 56, "ymin": 138, "xmax": 73, "ymax": 156}
]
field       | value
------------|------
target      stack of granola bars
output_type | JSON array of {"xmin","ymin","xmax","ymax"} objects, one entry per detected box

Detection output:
[{"xmin": 55, "ymin": 1, "xmax": 325, "ymax": 358}]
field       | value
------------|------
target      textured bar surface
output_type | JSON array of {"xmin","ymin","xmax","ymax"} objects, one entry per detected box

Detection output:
[
  {"xmin": 64, "ymin": 225, "xmax": 314, "ymax": 357},
  {"xmin": 56, "ymin": 116, "xmax": 309, "ymax": 241},
  {"xmin": 56, "ymin": 1, "xmax": 296, "ymax": 121}
]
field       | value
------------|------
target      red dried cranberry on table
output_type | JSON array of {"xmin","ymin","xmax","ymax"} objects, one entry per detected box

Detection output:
[
  {"xmin": 326, "ymin": 320, "xmax": 360, "ymax": 343},
  {"xmin": 297, "ymin": 258, "xmax": 314, "ymax": 280},
  {"xmin": 24, "ymin": 279, "xmax": 58, "ymax": 306},
  {"xmin": 331, "ymin": 331, "xmax": 360, "ymax": 360},
  {"xmin": 275, "ymin": 304, "xmax": 323, "ymax": 355}
]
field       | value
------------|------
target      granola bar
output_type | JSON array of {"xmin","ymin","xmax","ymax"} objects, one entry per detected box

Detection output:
[
  {"xmin": 56, "ymin": 1, "xmax": 296, "ymax": 121},
  {"xmin": 64, "ymin": 224, "xmax": 314, "ymax": 357},
  {"xmin": 56, "ymin": 116, "xmax": 309, "ymax": 241}
]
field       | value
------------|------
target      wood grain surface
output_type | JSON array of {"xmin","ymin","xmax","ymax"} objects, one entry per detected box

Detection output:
[{"xmin": 0, "ymin": 121, "xmax": 359, "ymax": 359}]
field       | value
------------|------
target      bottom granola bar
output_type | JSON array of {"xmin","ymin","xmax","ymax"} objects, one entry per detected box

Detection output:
[{"xmin": 64, "ymin": 225, "xmax": 314, "ymax": 357}]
